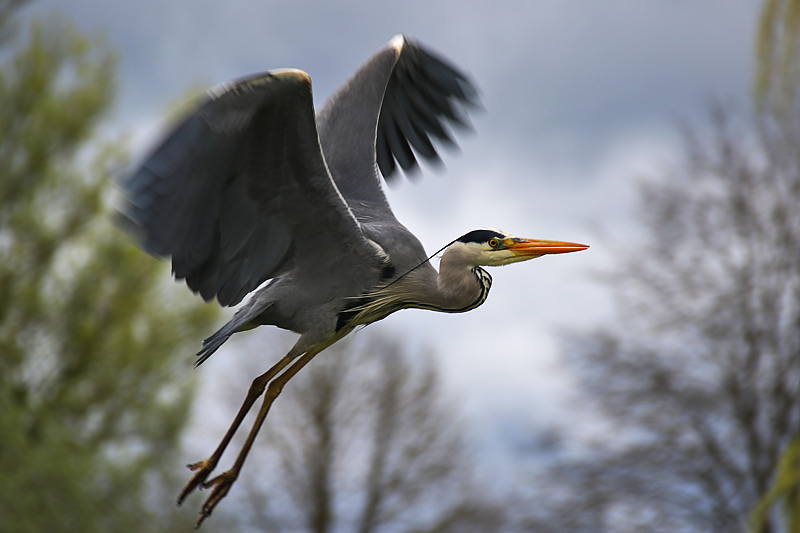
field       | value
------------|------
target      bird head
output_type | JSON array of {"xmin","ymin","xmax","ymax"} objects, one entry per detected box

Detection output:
[{"xmin": 451, "ymin": 229, "xmax": 588, "ymax": 267}]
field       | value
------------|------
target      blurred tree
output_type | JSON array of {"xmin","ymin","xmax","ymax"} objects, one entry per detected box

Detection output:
[
  {"xmin": 755, "ymin": 0, "xmax": 800, "ymax": 115},
  {"xmin": 521, "ymin": 2, "xmax": 800, "ymax": 531},
  {"xmin": 753, "ymin": 1, "xmax": 800, "ymax": 529},
  {"xmin": 751, "ymin": 438, "xmax": 800, "ymax": 533},
  {"xmin": 523, "ymin": 83, "xmax": 800, "ymax": 533},
  {"xmin": 211, "ymin": 332, "xmax": 506, "ymax": 533},
  {"xmin": 0, "ymin": 5, "xmax": 218, "ymax": 532},
  {"xmin": 524, "ymin": 110, "xmax": 800, "ymax": 533}
]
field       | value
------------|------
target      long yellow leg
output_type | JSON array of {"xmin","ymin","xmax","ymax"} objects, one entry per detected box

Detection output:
[
  {"xmin": 193, "ymin": 349, "xmax": 321, "ymax": 527},
  {"xmin": 176, "ymin": 351, "xmax": 299, "ymax": 507}
]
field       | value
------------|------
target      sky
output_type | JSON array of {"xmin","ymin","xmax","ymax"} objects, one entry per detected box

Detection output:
[{"xmin": 26, "ymin": 0, "xmax": 762, "ymax": 472}]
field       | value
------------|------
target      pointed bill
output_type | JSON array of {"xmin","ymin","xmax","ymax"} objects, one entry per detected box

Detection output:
[{"xmin": 506, "ymin": 237, "xmax": 589, "ymax": 256}]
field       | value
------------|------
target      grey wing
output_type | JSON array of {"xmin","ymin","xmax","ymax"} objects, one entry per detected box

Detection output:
[
  {"xmin": 316, "ymin": 35, "xmax": 480, "ymax": 213},
  {"xmin": 119, "ymin": 69, "xmax": 377, "ymax": 307}
]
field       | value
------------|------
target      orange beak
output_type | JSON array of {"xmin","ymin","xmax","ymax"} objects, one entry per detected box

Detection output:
[{"xmin": 506, "ymin": 237, "xmax": 589, "ymax": 257}]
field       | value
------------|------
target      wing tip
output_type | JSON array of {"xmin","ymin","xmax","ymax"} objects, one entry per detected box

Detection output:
[
  {"xmin": 270, "ymin": 68, "xmax": 311, "ymax": 86},
  {"xmin": 388, "ymin": 34, "xmax": 407, "ymax": 53},
  {"xmin": 208, "ymin": 69, "xmax": 312, "ymax": 98}
]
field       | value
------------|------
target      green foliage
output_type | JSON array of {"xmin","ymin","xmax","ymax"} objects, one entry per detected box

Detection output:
[
  {"xmin": 0, "ymin": 10, "xmax": 218, "ymax": 533},
  {"xmin": 750, "ymin": 2, "xmax": 800, "ymax": 529},
  {"xmin": 751, "ymin": 438, "xmax": 800, "ymax": 533},
  {"xmin": 755, "ymin": 0, "xmax": 800, "ymax": 114}
]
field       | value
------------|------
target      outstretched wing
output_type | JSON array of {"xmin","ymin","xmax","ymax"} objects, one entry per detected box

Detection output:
[
  {"xmin": 316, "ymin": 35, "xmax": 479, "ymax": 213},
  {"xmin": 119, "ymin": 70, "xmax": 376, "ymax": 306}
]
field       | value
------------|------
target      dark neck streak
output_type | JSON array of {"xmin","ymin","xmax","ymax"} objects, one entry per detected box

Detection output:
[
  {"xmin": 336, "ymin": 265, "xmax": 491, "ymax": 332},
  {"xmin": 434, "ymin": 266, "xmax": 492, "ymax": 314}
]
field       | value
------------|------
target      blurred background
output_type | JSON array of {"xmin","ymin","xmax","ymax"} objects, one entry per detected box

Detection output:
[{"xmin": 1, "ymin": 0, "xmax": 798, "ymax": 531}]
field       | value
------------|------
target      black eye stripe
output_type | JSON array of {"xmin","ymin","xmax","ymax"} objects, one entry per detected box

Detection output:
[{"xmin": 457, "ymin": 230, "xmax": 505, "ymax": 244}]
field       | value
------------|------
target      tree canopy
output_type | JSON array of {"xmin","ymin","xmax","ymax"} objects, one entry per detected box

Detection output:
[
  {"xmin": 0, "ymin": 7, "xmax": 218, "ymax": 532},
  {"xmin": 524, "ymin": 1, "xmax": 800, "ymax": 530}
]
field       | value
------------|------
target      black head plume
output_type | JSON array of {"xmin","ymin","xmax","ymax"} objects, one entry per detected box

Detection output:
[{"xmin": 457, "ymin": 229, "xmax": 505, "ymax": 244}]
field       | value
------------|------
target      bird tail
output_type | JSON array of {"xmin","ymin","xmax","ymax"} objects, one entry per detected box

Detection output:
[
  {"xmin": 194, "ymin": 300, "xmax": 274, "ymax": 367},
  {"xmin": 195, "ymin": 321, "xmax": 238, "ymax": 367}
]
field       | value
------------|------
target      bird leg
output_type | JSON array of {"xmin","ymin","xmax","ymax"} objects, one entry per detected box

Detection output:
[
  {"xmin": 193, "ymin": 348, "xmax": 321, "ymax": 527},
  {"xmin": 177, "ymin": 350, "xmax": 300, "ymax": 507}
]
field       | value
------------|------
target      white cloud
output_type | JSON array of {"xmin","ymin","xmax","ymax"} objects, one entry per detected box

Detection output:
[{"xmin": 26, "ymin": 0, "xmax": 762, "ymax": 470}]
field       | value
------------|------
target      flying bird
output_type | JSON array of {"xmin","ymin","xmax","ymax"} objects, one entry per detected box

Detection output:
[{"xmin": 119, "ymin": 34, "xmax": 588, "ymax": 526}]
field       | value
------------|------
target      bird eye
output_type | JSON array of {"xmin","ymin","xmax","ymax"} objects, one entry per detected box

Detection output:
[{"xmin": 488, "ymin": 238, "xmax": 499, "ymax": 248}]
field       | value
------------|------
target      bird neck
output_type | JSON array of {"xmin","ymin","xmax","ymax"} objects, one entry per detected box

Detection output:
[
  {"xmin": 435, "ymin": 247, "xmax": 493, "ymax": 313},
  {"xmin": 336, "ymin": 249, "xmax": 492, "ymax": 330}
]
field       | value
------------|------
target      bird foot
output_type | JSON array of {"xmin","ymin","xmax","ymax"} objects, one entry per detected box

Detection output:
[
  {"xmin": 194, "ymin": 469, "xmax": 239, "ymax": 528},
  {"xmin": 177, "ymin": 458, "xmax": 216, "ymax": 508}
]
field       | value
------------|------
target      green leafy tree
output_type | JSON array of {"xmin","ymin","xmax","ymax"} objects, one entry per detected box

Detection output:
[
  {"xmin": 0, "ymin": 6, "xmax": 218, "ymax": 532},
  {"xmin": 755, "ymin": 0, "xmax": 800, "ymax": 115},
  {"xmin": 751, "ymin": 438, "xmax": 800, "ymax": 533},
  {"xmin": 752, "ymin": 1, "xmax": 800, "ymax": 529}
]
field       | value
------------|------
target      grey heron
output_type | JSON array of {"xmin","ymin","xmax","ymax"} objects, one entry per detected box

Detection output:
[{"xmin": 120, "ymin": 34, "xmax": 588, "ymax": 526}]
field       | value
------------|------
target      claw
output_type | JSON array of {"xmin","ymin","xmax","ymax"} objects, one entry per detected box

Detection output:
[
  {"xmin": 195, "ymin": 470, "xmax": 238, "ymax": 528},
  {"xmin": 176, "ymin": 350, "xmax": 317, "ymax": 527},
  {"xmin": 177, "ymin": 458, "xmax": 216, "ymax": 507}
]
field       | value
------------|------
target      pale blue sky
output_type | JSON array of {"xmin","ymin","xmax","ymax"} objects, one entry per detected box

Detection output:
[{"xmin": 25, "ymin": 0, "xmax": 763, "ymax": 470}]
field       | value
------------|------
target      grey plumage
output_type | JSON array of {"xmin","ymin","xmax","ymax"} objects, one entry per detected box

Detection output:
[{"xmin": 118, "ymin": 35, "xmax": 586, "ymax": 526}]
